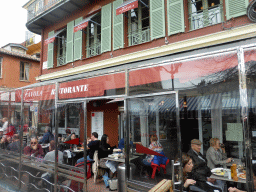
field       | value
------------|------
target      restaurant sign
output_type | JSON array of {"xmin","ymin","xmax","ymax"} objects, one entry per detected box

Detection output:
[
  {"xmin": 73, "ymin": 21, "xmax": 88, "ymax": 33},
  {"xmin": 15, "ymin": 73, "xmax": 125, "ymax": 102},
  {"xmin": 116, "ymin": 0, "xmax": 138, "ymax": 15}
]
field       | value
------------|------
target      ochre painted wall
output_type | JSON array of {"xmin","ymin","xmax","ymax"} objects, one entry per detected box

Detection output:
[{"xmin": 0, "ymin": 54, "xmax": 40, "ymax": 88}]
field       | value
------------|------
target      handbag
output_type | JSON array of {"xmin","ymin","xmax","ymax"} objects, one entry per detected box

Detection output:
[{"xmin": 108, "ymin": 178, "xmax": 118, "ymax": 191}]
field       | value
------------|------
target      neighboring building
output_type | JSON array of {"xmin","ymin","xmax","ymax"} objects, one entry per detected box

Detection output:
[
  {"xmin": 0, "ymin": 44, "xmax": 40, "ymax": 91},
  {"xmin": 16, "ymin": 0, "xmax": 256, "ymax": 191}
]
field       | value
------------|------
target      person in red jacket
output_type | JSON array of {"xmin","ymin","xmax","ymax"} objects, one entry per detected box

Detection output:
[{"xmin": 24, "ymin": 137, "xmax": 44, "ymax": 158}]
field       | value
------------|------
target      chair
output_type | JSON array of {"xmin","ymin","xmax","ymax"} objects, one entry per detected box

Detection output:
[{"xmin": 151, "ymin": 151, "xmax": 169, "ymax": 179}]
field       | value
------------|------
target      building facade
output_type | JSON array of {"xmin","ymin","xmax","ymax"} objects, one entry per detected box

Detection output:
[{"xmin": 1, "ymin": 0, "xmax": 254, "ymax": 191}]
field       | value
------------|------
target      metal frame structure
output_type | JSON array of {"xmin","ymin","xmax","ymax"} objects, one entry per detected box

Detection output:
[{"xmin": 0, "ymin": 42, "xmax": 255, "ymax": 191}]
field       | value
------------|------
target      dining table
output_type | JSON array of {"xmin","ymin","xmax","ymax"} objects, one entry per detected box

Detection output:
[
  {"xmin": 102, "ymin": 154, "xmax": 139, "ymax": 163},
  {"xmin": 210, "ymin": 167, "xmax": 246, "ymax": 184}
]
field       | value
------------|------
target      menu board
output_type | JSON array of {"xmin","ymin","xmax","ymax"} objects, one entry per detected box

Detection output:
[
  {"xmin": 91, "ymin": 112, "xmax": 104, "ymax": 140},
  {"xmin": 226, "ymin": 123, "xmax": 243, "ymax": 142}
]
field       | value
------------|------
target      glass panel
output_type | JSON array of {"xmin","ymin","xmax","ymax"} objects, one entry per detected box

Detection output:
[
  {"xmin": 129, "ymin": 51, "xmax": 246, "ymax": 190},
  {"xmin": 127, "ymin": 94, "xmax": 181, "ymax": 189},
  {"xmin": 244, "ymin": 47, "xmax": 256, "ymax": 190},
  {"xmin": 58, "ymin": 72, "xmax": 125, "ymax": 100},
  {"xmin": 0, "ymin": 91, "xmax": 22, "ymax": 190}
]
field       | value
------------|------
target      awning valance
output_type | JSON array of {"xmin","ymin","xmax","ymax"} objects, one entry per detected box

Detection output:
[
  {"xmin": 73, "ymin": 13, "xmax": 99, "ymax": 33},
  {"xmin": 116, "ymin": 0, "xmax": 139, "ymax": 15},
  {"xmin": 44, "ymin": 28, "xmax": 66, "ymax": 45}
]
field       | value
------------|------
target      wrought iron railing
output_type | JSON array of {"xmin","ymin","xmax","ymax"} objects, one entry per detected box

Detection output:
[
  {"xmin": 57, "ymin": 54, "xmax": 66, "ymax": 66},
  {"xmin": 27, "ymin": 0, "xmax": 63, "ymax": 21},
  {"xmin": 189, "ymin": 4, "xmax": 223, "ymax": 30},
  {"xmin": 128, "ymin": 27, "xmax": 150, "ymax": 46},
  {"xmin": 86, "ymin": 42, "xmax": 101, "ymax": 58}
]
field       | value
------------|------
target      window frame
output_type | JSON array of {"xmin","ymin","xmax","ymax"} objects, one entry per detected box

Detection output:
[
  {"xmin": 127, "ymin": 0, "xmax": 150, "ymax": 46},
  {"xmin": 20, "ymin": 61, "xmax": 30, "ymax": 81},
  {"xmin": 0, "ymin": 57, "xmax": 2, "ymax": 78},
  {"xmin": 86, "ymin": 13, "xmax": 101, "ymax": 58},
  {"xmin": 188, "ymin": 0, "xmax": 224, "ymax": 31},
  {"xmin": 56, "ymin": 29, "xmax": 67, "ymax": 66}
]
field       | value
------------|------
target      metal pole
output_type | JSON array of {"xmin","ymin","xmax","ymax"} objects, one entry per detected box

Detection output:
[
  {"xmin": 237, "ymin": 47, "xmax": 254, "ymax": 191},
  {"xmin": 54, "ymin": 82, "xmax": 59, "ymax": 192},
  {"xmin": 83, "ymin": 101, "xmax": 88, "ymax": 192},
  {"xmin": 18, "ymin": 89, "xmax": 24, "ymax": 190},
  {"xmin": 175, "ymin": 91, "xmax": 183, "ymax": 192},
  {"xmin": 124, "ymin": 68, "xmax": 130, "ymax": 188}
]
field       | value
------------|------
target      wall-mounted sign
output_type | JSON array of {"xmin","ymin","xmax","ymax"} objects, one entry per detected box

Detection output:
[{"xmin": 91, "ymin": 112, "xmax": 104, "ymax": 140}]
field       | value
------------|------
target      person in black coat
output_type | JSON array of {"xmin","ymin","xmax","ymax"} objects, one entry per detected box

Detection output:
[
  {"xmin": 99, "ymin": 134, "xmax": 121, "ymax": 178},
  {"xmin": 187, "ymin": 139, "xmax": 222, "ymax": 192}
]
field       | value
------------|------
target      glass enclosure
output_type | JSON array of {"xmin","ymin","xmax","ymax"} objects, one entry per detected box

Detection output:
[{"xmin": 0, "ymin": 46, "xmax": 254, "ymax": 191}]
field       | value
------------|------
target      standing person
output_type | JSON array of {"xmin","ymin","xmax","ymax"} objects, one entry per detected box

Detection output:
[
  {"xmin": 187, "ymin": 139, "xmax": 222, "ymax": 192},
  {"xmin": 76, "ymin": 132, "xmax": 100, "ymax": 164},
  {"xmin": 0, "ymin": 117, "xmax": 8, "ymax": 135},
  {"xmin": 24, "ymin": 137, "xmax": 44, "ymax": 158},
  {"xmin": 39, "ymin": 126, "xmax": 54, "ymax": 144}
]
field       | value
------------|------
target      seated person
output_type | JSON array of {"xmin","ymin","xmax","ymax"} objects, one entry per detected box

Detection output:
[
  {"xmin": 142, "ymin": 135, "xmax": 163, "ymax": 166},
  {"xmin": 98, "ymin": 134, "xmax": 121, "ymax": 178},
  {"xmin": 77, "ymin": 132, "xmax": 100, "ymax": 164},
  {"xmin": 39, "ymin": 126, "xmax": 54, "ymax": 144},
  {"xmin": 206, "ymin": 138, "xmax": 232, "ymax": 169},
  {"xmin": 118, "ymin": 133, "xmax": 141, "ymax": 151},
  {"xmin": 6, "ymin": 134, "xmax": 20, "ymax": 153},
  {"xmin": 64, "ymin": 129, "xmax": 72, "ymax": 142},
  {"xmin": 24, "ymin": 137, "xmax": 44, "ymax": 158},
  {"xmin": 42, "ymin": 140, "xmax": 63, "ymax": 190},
  {"xmin": 187, "ymin": 139, "xmax": 222, "ymax": 192},
  {"xmin": 180, "ymin": 153, "xmax": 197, "ymax": 191}
]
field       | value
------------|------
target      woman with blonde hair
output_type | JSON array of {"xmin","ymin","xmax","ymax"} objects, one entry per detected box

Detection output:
[{"xmin": 206, "ymin": 138, "xmax": 232, "ymax": 169}]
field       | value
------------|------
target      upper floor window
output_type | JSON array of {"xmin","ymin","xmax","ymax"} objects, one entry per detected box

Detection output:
[
  {"xmin": 128, "ymin": 0, "xmax": 150, "ymax": 46},
  {"xmin": 0, "ymin": 57, "xmax": 2, "ymax": 78},
  {"xmin": 188, "ymin": 0, "xmax": 223, "ymax": 30},
  {"xmin": 20, "ymin": 62, "xmax": 30, "ymax": 81},
  {"xmin": 56, "ymin": 29, "xmax": 67, "ymax": 66},
  {"xmin": 86, "ymin": 13, "xmax": 101, "ymax": 58}
]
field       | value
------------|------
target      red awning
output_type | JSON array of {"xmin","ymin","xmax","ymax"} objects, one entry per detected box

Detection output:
[
  {"xmin": 129, "ymin": 53, "xmax": 238, "ymax": 86},
  {"xmin": 44, "ymin": 28, "xmax": 66, "ymax": 45},
  {"xmin": 73, "ymin": 13, "xmax": 99, "ymax": 33},
  {"xmin": 15, "ymin": 73, "xmax": 125, "ymax": 102},
  {"xmin": 116, "ymin": 0, "xmax": 138, "ymax": 15}
]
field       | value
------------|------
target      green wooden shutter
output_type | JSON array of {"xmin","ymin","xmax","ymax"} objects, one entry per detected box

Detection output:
[
  {"xmin": 66, "ymin": 20, "xmax": 74, "ymax": 63},
  {"xmin": 225, "ymin": 0, "xmax": 248, "ymax": 20},
  {"xmin": 150, "ymin": 0, "xmax": 165, "ymax": 40},
  {"xmin": 74, "ymin": 17, "xmax": 83, "ymax": 61},
  {"xmin": 113, "ymin": 0, "xmax": 124, "ymax": 50},
  {"xmin": 47, "ymin": 31, "xmax": 54, "ymax": 68},
  {"xmin": 101, "ymin": 3, "xmax": 112, "ymax": 53},
  {"xmin": 167, "ymin": 0, "xmax": 184, "ymax": 36}
]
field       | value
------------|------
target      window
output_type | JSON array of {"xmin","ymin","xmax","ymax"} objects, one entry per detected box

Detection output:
[
  {"xmin": 188, "ymin": 0, "xmax": 223, "ymax": 30},
  {"xmin": 0, "ymin": 57, "xmax": 2, "ymax": 78},
  {"xmin": 86, "ymin": 13, "xmax": 101, "ymax": 58},
  {"xmin": 128, "ymin": 0, "xmax": 150, "ymax": 46},
  {"xmin": 20, "ymin": 62, "xmax": 30, "ymax": 81},
  {"xmin": 56, "ymin": 29, "xmax": 67, "ymax": 66}
]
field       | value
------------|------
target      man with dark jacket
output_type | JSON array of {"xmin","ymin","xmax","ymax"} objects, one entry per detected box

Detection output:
[
  {"xmin": 39, "ymin": 127, "xmax": 54, "ymax": 144},
  {"xmin": 187, "ymin": 139, "xmax": 222, "ymax": 192}
]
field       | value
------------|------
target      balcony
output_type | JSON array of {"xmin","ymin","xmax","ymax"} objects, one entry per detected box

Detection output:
[
  {"xmin": 86, "ymin": 42, "xmax": 101, "ymax": 58},
  {"xmin": 189, "ymin": 4, "xmax": 223, "ymax": 30},
  {"xmin": 128, "ymin": 27, "xmax": 150, "ymax": 46},
  {"xmin": 26, "ymin": 0, "xmax": 63, "ymax": 22},
  {"xmin": 23, "ymin": 0, "xmax": 89, "ymax": 35}
]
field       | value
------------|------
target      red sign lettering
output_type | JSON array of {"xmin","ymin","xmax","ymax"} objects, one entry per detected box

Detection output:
[{"xmin": 116, "ymin": 1, "xmax": 138, "ymax": 15}]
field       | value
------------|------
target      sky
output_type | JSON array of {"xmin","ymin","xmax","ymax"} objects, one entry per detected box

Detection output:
[{"xmin": 0, "ymin": 0, "xmax": 30, "ymax": 47}]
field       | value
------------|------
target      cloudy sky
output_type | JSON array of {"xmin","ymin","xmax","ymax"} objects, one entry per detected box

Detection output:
[{"xmin": 0, "ymin": 0, "xmax": 30, "ymax": 47}]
